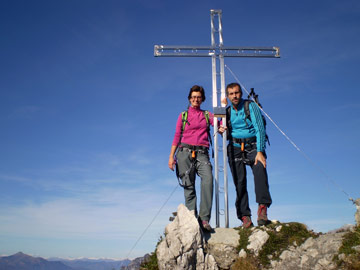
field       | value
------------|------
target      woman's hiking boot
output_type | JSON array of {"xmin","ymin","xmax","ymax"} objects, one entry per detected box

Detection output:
[
  {"xmin": 257, "ymin": 204, "xmax": 271, "ymax": 226},
  {"xmin": 241, "ymin": 216, "xmax": 254, "ymax": 228},
  {"xmin": 201, "ymin": 220, "xmax": 212, "ymax": 232}
]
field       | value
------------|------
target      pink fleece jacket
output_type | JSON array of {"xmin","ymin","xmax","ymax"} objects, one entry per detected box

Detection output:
[{"xmin": 172, "ymin": 106, "xmax": 214, "ymax": 148}]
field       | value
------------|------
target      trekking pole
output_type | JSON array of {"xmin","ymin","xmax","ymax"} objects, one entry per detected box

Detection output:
[{"xmin": 248, "ymin": 88, "xmax": 262, "ymax": 108}]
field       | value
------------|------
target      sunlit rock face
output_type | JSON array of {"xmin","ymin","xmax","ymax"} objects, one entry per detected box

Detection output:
[
  {"xmin": 269, "ymin": 232, "xmax": 346, "ymax": 270},
  {"xmin": 156, "ymin": 204, "xmax": 358, "ymax": 270},
  {"xmin": 156, "ymin": 204, "xmax": 218, "ymax": 270}
]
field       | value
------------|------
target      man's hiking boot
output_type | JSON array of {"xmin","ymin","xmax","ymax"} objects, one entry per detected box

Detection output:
[
  {"xmin": 241, "ymin": 216, "xmax": 254, "ymax": 228},
  {"xmin": 257, "ymin": 204, "xmax": 271, "ymax": 226},
  {"xmin": 201, "ymin": 220, "xmax": 212, "ymax": 232}
]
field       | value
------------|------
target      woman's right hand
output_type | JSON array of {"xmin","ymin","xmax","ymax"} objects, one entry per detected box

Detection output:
[
  {"xmin": 168, "ymin": 156, "xmax": 176, "ymax": 171},
  {"xmin": 221, "ymin": 97, "xmax": 228, "ymax": 106},
  {"xmin": 218, "ymin": 126, "xmax": 227, "ymax": 135}
]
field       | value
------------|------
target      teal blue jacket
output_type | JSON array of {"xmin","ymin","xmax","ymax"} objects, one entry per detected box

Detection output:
[{"xmin": 229, "ymin": 99, "xmax": 266, "ymax": 152}]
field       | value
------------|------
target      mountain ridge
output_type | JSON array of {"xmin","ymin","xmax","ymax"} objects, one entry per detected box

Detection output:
[
  {"xmin": 0, "ymin": 252, "xmax": 73, "ymax": 270},
  {"xmin": 0, "ymin": 252, "xmax": 131, "ymax": 270}
]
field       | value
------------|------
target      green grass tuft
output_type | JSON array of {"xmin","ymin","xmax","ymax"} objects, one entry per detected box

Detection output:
[
  {"xmin": 140, "ymin": 252, "xmax": 159, "ymax": 270},
  {"xmin": 338, "ymin": 226, "xmax": 360, "ymax": 255},
  {"xmin": 334, "ymin": 226, "xmax": 360, "ymax": 270},
  {"xmin": 258, "ymin": 222, "xmax": 317, "ymax": 266},
  {"xmin": 235, "ymin": 226, "xmax": 253, "ymax": 253},
  {"xmin": 234, "ymin": 222, "xmax": 317, "ymax": 269}
]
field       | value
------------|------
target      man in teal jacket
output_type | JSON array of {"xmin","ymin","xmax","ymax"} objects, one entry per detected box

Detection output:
[{"xmin": 221, "ymin": 82, "xmax": 272, "ymax": 228}]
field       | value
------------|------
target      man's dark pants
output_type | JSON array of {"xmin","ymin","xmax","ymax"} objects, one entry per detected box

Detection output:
[{"xmin": 227, "ymin": 143, "xmax": 272, "ymax": 219}]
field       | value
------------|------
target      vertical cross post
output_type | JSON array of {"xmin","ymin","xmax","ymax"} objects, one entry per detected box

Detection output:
[
  {"xmin": 155, "ymin": 9, "xmax": 279, "ymax": 228},
  {"xmin": 210, "ymin": 10, "xmax": 227, "ymax": 228}
]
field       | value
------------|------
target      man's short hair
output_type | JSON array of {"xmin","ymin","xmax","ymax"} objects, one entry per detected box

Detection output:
[
  {"xmin": 188, "ymin": 85, "xmax": 206, "ymax": 102},
  {"xmin": 226, "ymin": 82, "xmax": 242, "ymax": 96}
]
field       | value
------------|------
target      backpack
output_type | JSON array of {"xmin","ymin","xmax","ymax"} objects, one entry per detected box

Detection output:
[{"xmin": 226, "ymin": 100, "xmax": 269, "ymax": 144}]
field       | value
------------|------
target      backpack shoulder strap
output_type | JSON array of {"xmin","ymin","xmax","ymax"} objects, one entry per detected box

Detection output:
[
  {"xmin": 226, "ymin": 106, "xmax": 232, "ymax": 140},
  {"xmin": 181, "ymin": 110, "xmax": 188, "ymax": 132},
  {"xmin": 202, "ymin": 110, "xmax": 211, "ymax": 141},
  {"xmin": 225, "ymin": 106, "xmax": 231, "ymax": 126},
  {"xmin": 226, "ymin": 106, "xmax": 231, "ymax": 115},
  {"xmin": 178, "ymin": 110, "xmax": 189, "ymax": 146},
  {"xmin": 203, "ymin": 110, "xmax": 210, "ymax": 128},
  {"xmin": 202, "ymin": 110, "xmax": 214, "ymax": 157},
  {"xmin": 243, "ymin": 100, "xmax": 252, "ymax": 121}
]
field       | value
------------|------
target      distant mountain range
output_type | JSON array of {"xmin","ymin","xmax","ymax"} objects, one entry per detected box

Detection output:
[
  {"xmin": 0, "ymin": 252, "xmax": 73, "ymax": 270},
  {"xmin": 0, "ymin": 252, "xmax": 132, "ymax": 270},
  {"xmin": 50, "ymin": 257, "xmax": 131, "ymax": 270}
]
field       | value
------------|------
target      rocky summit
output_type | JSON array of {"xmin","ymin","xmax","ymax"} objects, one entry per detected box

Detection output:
[
  {"xmin": 156, "ymin": 204, "xmax": 218, "ymax": 270},
  {"xmin": 154, "ymin": 204, "xmax": 360, "ymax": 270}
]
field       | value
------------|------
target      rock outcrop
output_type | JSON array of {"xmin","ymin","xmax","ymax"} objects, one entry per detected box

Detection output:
[
  {"xmin": 155, "ymin": 204, "xmax": 359, "ymax": 270},
  {"xmin": 156, "ymin": 204, "xmax": 218, "ymax": 270},
  {"xmin": 205, "ymin": 228, "xmax": 239, "ymax": 269},
  {"xmin": 268, "ymin": 231, "xmax": 345, "ymax": 270}
]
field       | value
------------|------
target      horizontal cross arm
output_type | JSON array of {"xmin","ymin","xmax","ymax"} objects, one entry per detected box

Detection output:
[
  {"xmin": 154, "ymin": 45, "xmax": 280, "ymax": 58},
  {"xmin": 154, "ymin": 45, "xmax": 215, "ymax": 57},
  {"xmin": 222, "ymin": 46, "xmax": 280, "ymax": 58}
]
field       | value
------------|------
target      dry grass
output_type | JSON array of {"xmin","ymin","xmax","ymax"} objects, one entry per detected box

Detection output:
[{"xmin": 231, "ymin": 257, "xmax": 259, "ymax": 270}]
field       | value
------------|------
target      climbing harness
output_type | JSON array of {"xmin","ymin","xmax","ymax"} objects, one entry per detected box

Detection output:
[
  {"xmin": 231, "ymin": 137, "xmax": 257, "ymax": 165},
  {"xmin": 175, "ymin": 143, "xmax": 211, "ymax": 188}
]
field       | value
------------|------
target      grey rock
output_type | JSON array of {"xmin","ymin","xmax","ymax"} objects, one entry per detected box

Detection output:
[
  {"xmin": 206, "ymin": 228, "xmax": 240, "ymax": 269},
  {"xmin": 328, "ymin": 224, "xmax": 354, "ymax": 233},
  {"xmin": 247, "ymin": 229, "xmax": 269, "ymax": 256},
  {"xmin": 156, "ymin": 204, "xmax": 218, "ymax": 270},
  {"xmin": 239, "ymin": 249, "xmax": 247, "ymax": 258},
  {"xmin": 269, "ymin": 232, "xmax": 346, "ymax": 270}
]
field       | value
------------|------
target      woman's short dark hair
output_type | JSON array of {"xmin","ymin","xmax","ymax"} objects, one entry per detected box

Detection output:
[{"xmin": 188, "ymin": 85, "xmax": 206, "ymax": 102}]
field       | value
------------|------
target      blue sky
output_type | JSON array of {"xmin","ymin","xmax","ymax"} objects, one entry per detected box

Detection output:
[{"xmin": 1, "ymin": 0, "xmax": 360, "ymax": 260}]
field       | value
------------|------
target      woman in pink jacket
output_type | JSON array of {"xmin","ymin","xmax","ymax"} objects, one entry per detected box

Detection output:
[{"xmin": 168, "ymin": 85, "xmax": 214, "ymax": 231}]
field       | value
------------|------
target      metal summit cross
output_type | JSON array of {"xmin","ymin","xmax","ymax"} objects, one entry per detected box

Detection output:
[{"xmin": 155, "ymin": 9, "xmax": 280, "ymax": 228}]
